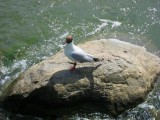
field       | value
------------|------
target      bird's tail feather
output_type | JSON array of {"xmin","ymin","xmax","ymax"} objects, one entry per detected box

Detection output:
[{"xmin": 93, "ymin": 58, "xmax": 104, "ymax": 62}]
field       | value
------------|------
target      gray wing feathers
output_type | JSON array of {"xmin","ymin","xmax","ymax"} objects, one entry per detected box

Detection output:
[
  {"xmin": 71, "ymin": 51, "xmax": 94, "ymax": 63},
  {"xmin": 86, "ymin": 53, "xmax": 94, "ymax": 58}
]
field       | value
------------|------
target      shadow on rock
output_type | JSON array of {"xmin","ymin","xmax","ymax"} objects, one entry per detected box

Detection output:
[{"xmin": 48, "ymin": 64, "xmax": 101, "ymax": 88}]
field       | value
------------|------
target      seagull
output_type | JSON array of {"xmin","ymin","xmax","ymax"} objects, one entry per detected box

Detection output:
[{"xmin": 64, "ymin": 35, "xmax": 102, "ymax": 71}]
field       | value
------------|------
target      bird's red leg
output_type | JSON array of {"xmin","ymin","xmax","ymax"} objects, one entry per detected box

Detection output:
[{"xmin": 69, "ymin": 62, "xmax": 77, "ymax": 71}]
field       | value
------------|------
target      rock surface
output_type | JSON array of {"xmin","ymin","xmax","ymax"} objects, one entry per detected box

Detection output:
[{"xmin": 0, "ymin": 39, "xmax": 160, "ymax": 117}]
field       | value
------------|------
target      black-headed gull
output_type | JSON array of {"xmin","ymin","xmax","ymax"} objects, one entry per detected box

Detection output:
[{"xmin": 64, "ymin": 35, "xmax": 101, "ymax": 71}]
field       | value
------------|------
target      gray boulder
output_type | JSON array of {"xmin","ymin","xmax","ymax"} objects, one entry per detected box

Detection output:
[{"xmin": 0, "ymin": 39, "xmax": 160, "ymax": 117}]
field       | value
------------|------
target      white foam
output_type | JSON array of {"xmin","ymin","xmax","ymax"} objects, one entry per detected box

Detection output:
[
  {"xmin": 99, "ymin": 18, "xmax": 122, "ymax": 28},
  {"xmin": 41, "ymin": 56, "xmax": 48, "ymax": 60},
  {"xmin": 111, "ymin": 21, "xmax": 122, "ymax": 28},
  {"xmin": 138, "ymin": 103, "xmax": 155, "ymax": 109},
  {"xmin": 0, "ymin": 76, "xmax": 10, "ymax": 85},
  {"xmin": 148, "ymin": 8, "xmax": 157, "ymax": 12},
  {"xmin": 59, "ymin": 31, "xmax": 69, "ymax": 39},
  {"xmin": 87, "ymin": 16, "xmax": 122, "ymax": 36},
  {"xmin": 58, "ymin": 44, "xmax": 65, "ymax": 49},
  {"xmin": 12, "ymin": 59, "xmax": 27, "ymax": 70},
  {"xmin": 50, "ymin": 2, "xmax": 55, "ymax": 8},
  {"xmin": 87, "ymin": 22, "xmax": 108, "ymax": 36},
  {"xmin": 132, "ymin": 0, "xmax": 136, "ymax": 4},
  {"xmin": 34, "ymin": 117, "xmax": 44, "ymax": 120},
  {"xmin": 0, "ymin": 59, "xmax": 28, "ymax": 86},
  {"xmin": 0, "ymin": 66, "xmax": 9, "ymax": 75}
]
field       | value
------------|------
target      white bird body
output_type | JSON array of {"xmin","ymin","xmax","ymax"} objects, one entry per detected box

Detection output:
[{"xmin": 64, "ymin": 41, "xmax": 95, "ymax": 63}]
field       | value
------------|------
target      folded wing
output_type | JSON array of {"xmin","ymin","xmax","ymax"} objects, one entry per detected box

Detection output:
[{"xmin": 71, "ymin": 51, "xmax": 94, "ymax": 63}]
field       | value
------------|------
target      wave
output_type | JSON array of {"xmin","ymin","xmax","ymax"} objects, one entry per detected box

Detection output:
[
  {"xmin": 86, "ymin": 15, "xmax": 122, "ymax": 36},
  {"xmin": 0, "ymin": 59, "xmax": 28, "ymax": 87}
]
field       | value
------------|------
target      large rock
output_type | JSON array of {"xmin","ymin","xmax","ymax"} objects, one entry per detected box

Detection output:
[{"xmin": 0, "ymin": 39, "xmax": 160, "ymax": 117}]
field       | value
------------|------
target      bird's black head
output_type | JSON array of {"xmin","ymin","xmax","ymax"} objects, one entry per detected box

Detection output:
[{"xmin": 65, "ymin": 35, "xmax": 73, "ymax": 44}]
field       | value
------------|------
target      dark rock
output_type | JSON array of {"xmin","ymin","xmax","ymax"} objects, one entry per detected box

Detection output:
[{"xmin": 0, "ymin": 39, "xmax": 160, "ymax": 117}]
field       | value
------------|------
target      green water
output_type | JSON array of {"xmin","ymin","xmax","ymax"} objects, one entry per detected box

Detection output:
[{"xmin": 0, "ymin": 0, "xmax": 160, "ymax": 119}]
